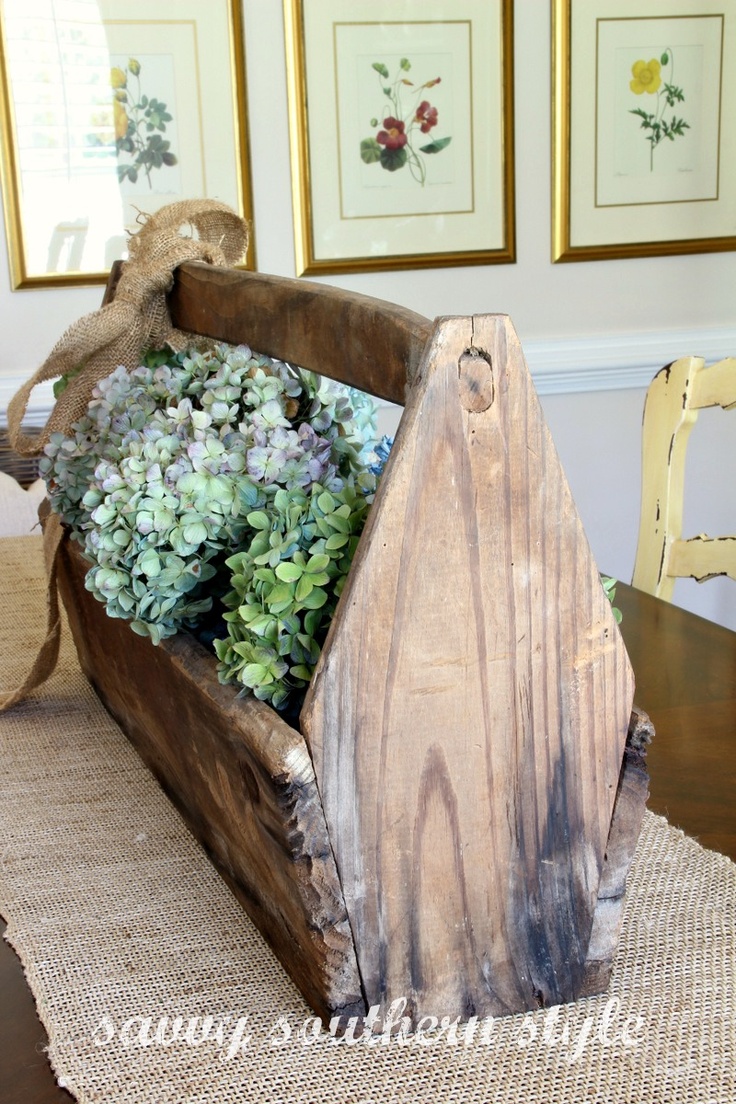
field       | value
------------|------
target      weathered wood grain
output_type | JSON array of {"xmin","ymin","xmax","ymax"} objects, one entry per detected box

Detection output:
[
  {"xmin": 56, "ymin": 534, "xmax": 364, "ymax": 1023},
  {"xmin": 302, "ymin": 314, "xmax": 636, "ymax": 1024},
  {"xmin": 582, "ymin": 706, "xmax": 651, "ymax": 995},
  {"xmin": 168, "ymin": 261, "xmax": 433, "ymax": 405}
]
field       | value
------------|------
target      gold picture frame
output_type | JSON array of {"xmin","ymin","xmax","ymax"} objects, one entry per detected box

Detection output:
[
  {"xmin": 284, "ymin": 0, "xmax": 515, "ymax": 276},
  {"xmin": 553, "ymin": 0, "xmax": 736, "ymax": 262},
  {"xmin": 0, "ymin": 0, "xmax": 255, "ymax": 289}
]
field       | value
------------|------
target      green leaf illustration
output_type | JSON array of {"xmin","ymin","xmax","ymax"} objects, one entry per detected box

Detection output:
[
  {"xmin": 664, "ymin": 83, "xmax": 685, "ymax": 106},
  {"xmin": 372, "ymin": 62, "xmax": 389, "ymax": 78},
  {"xmin": 419, "ymin": 136, "xmax": 452, "ymax": 154},
  {"xmin": 380, "ymin": 148, "xmax": 408, "ymax": 172},
  {"xmin": 360, "ymin": 137, "xmax": 382, "ymax": 164}
]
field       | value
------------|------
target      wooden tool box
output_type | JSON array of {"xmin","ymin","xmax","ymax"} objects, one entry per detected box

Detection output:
[{"xmin": 56, "ymin": 261, "xmax": 648, "ymax": 1029}]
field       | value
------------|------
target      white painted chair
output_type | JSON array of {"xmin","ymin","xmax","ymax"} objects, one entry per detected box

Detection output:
[{"xmin": 632, "ymin": 355, "xmax": 736, "ymax": 600}]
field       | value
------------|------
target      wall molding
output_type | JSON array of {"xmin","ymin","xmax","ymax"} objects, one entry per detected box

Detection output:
[
  {"xmin": 3, "ymin": 325, "xmax": 736, "ymax": 425},
  {"xmin": 524, "ymin": 325, "xmax": 736, "ymax": 395}
]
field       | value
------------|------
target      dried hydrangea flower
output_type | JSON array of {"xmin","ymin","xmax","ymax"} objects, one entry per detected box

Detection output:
[{"xmin": 42, "ymin": 342, "xmax": 383, "ymax": 709}]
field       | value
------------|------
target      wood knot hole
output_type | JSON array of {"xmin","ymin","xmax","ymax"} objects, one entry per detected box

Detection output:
[{"xmin": 458, "ymin": 347, "xmax": 494, "ymax": 413}]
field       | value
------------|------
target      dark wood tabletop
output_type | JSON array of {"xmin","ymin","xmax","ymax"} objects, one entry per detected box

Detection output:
[
  {"xmin": 2, "ymin": 580, "xmax": 735, "ymax": 1102},
  {"xmin": 615, "ymin": 581, "xmax": 736, "ymax": 859}
]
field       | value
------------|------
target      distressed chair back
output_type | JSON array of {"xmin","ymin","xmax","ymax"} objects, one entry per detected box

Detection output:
[{"xmin": 633, "ymin": 355, "xmax": 736, "ymax": 600}]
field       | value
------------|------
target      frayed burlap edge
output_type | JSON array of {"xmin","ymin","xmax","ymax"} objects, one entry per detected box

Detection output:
[
  {"xmin": 7, "ymin": 198, "xmax": 248, "ymax": 458},
  {"xmin": 0, "ymin": 200, "xmax": 249, "ymax": 713}
]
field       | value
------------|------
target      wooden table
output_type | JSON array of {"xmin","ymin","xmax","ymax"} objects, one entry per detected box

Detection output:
[
  {"xmin": 616, "ymin": 581, "xmax": 736, "ymax": 860},
  {"xmin": 1, "ymin": 581, "xmax": 735, "ymax": 1102}
]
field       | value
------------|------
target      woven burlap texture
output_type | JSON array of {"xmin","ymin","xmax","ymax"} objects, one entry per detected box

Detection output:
[
  {"xmin": 7, "ymin": 199, "xmax": 249, "ymax": 457},
  {"xmin": 0, "ymin": 199, "xmax": 248, "ymax": 714},
  {"xmin": 1, "ymin": 534, "xmax": 734, "ymax": 1104}
]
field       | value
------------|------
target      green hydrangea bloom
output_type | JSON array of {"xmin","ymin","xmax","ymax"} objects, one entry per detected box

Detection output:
[{"xmin": 40, "ymin": 342, "xmax": 386, "ymax": 710}]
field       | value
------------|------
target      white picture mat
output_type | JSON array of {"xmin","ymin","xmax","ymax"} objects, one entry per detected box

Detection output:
[
  {"xmin": 595, "ymin": 16, "xmax": 722, "ymax": 207},
  {"xmin": 568, "ymin": 0, "xmax": 736, "ymax": 249},
  {"xmin": 335, "ymin": 21, "xmax": 473, "ymax": 219},
  {"xmin": 1, "ymin": 0, "xmax": 244, "ymax": 279},
  {"xmin": 301, "ymin": 0, "xmax": 505, "ymax": 263}
]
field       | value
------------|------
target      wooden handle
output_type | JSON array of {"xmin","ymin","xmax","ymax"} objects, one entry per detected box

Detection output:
[{"xmin": 167, "ymin": 262, "xmax": 433, "ymax": 406}]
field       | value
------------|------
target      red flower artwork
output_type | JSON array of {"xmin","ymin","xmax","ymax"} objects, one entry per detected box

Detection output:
[
  {"xmin": 414, "ymin": 101, "xmax": 438, "ymax": 134},
  {"xmin": 376, "ymin": 117, "xmax": 408, "ymax": 150},
  {"xmin": 360, "ymin": 58, "xmax": 452, "ymax": 185}
]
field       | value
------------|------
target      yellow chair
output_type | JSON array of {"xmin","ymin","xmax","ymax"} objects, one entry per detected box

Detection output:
[{"xmin": 633, "ymin": 355, "xmax": 736, "ymax": 600}]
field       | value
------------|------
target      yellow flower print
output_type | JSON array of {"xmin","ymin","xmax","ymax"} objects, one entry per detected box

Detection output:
[
  {"xmin": 630, "ymin": 59, "xmax": 661, "ymax": 95},
  {"xmin": 113, "ymin": 99, "xmax": 129, "ymax": 140},
  {"xmin": 628, "ymin": 48, "xmax": 689, "ymax": 170},
  {"xmin": 109, "ymin": 57, "xmax": 177, "ymax": 188}
]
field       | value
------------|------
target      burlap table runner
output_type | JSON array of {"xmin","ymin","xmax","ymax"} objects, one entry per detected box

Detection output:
[{"xmin": 1, "ymin": 534, "xmax": 734, "ymax": 1104}]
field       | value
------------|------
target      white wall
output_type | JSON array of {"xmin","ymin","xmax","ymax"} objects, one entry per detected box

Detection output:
[{"xmin": 1, "ymin": 1, "xmax": 735, "ymax": 628}]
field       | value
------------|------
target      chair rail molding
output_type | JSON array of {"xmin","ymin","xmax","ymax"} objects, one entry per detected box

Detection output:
[
  {"xmin": 525, "ymin": 325, "xmax": 736, "ymax": 395},
  {"xmin": 2, "ymin": 325, "xmax": 736, "ymax": 425}
]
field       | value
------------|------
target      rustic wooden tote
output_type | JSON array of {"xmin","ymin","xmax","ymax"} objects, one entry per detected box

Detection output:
[{"xmin": 56, "ymin": 263, "xmax": 647, "ymax": 1029}]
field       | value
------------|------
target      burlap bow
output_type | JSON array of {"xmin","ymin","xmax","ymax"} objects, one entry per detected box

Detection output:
[
  {"xmin": 1, "ymin": 198, "xmax": 249, "ymax": 710},
  {"xmin": 7, "ymin": 198, "xmax": 249, "ymax": 456}
]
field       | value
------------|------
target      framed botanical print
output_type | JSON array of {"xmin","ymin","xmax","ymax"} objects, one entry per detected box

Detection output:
[
  {"xmin": 553, "ymin": 0, "xmax": 736, "ymax": 261},
  {"xmin": 284, "ymin": 0, "xmax": 515, "ymax": 275},
  {"xmin": 0, "ymin": 0, "xmax": 255, "ymax": 288}
]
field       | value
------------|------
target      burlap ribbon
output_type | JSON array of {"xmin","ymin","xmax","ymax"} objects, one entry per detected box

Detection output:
[{"xmin": 0, "ymin": 199, "xmax": 249, "ymax": 712}]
